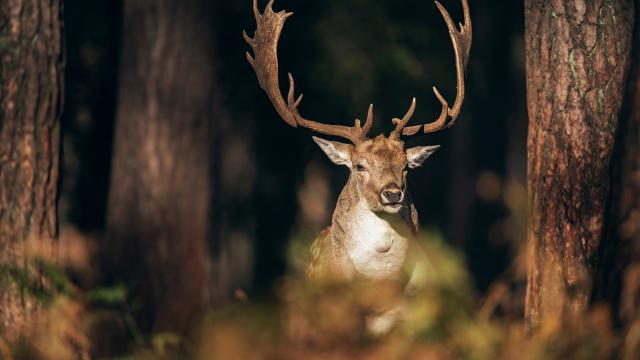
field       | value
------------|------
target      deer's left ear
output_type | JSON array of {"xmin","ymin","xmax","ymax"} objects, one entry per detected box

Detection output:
[{"xmin": 406, "ymin": 145, "xmax": 440, "ymax": 169}]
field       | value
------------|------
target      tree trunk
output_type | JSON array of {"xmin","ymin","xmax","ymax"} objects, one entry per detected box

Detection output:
[
  {"xmin": 524, "ymin": 0, "xmax": 634, "ymax": 330},
  {"xmin": 0, "ymin": 0, "xmax": 63, "ymax": 336},
  {"xmin": 107, "ymin": 0, "xmax": 218, "ymax": 333}
]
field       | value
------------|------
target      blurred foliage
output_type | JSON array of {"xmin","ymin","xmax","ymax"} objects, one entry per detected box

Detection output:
[
  {"xmin": 188, "ymin": 231, "xmax": 633, "ymax": 360},
  {"xmin": 88, "ymin": 284, "xmax": 128, "ymax": 307},
  {"xmin": 5, "ymin": 231, "xmax": 637, "ymax": 359},
  {"xmin": 0, "ymin": 257, "xmax": 74, "ymax": 307}
]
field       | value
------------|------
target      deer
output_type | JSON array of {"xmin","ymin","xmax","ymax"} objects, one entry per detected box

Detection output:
[{"xmin": 243, "ymin": 0, "xmax": 471, "ymax": 335}]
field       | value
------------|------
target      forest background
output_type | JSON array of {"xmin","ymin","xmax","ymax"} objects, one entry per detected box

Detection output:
[{"xmin": 1, "ymin": 0, "xmax": 639, "ymax": 358}]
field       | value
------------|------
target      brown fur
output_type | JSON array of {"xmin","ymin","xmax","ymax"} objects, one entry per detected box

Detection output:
[{"xmin": 305, "ymin": 136, "xmax": 424, "ymax": 282}]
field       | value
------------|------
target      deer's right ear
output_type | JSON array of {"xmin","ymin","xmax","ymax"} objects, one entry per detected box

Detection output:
[{"xmin": 312, "ymin": 136, "xmax": 353, "ymax": 167}]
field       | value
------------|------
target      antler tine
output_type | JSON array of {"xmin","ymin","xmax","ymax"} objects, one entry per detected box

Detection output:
[
  {"xmin": 390, "ymin": 98, "xmax": 416, "ymax": 139},
  {"xmin": 365, "ymin": 104, "xmax": 374, "ymax": 133},
  {"xmin": 288, "ymin": 71, "xmax": 372, "ymax": 143},
  {"xmin": 459, "ymin": 0, "xmax": 472, "ymax": 67},
  {"xmin": 243, "ymin": 0, "xmax": 373, "ymax": 144},
  {"xmin": 402, "ymin": 0, "xmax": 472, "ymax": 136},
  {"xmin": 252, "ymin": 0, "xmax": 261, "ymax": 19}
]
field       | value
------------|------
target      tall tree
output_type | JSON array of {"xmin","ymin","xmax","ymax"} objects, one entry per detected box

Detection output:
[
  {"xmin": 0, "ymin": 0, "xmax": 63, "ymax": 336},
  {"xmin": 107, "ymin": 0, "xmax": 220, "ymax": 333},
  {"xmin": 524, "ymin": 0, "xmax": 634, "ymax": 330}
]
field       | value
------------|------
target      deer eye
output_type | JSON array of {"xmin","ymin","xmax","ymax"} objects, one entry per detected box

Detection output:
[{"xmin": 355, "ymin": 164, "xmax": 366, "ymax": 172}]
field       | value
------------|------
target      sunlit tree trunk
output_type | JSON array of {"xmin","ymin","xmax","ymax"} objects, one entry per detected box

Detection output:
[
  {"xmin": 107, "ymin": 0, "xmax": 219, "ymax": 333},
  {"xmin": 0, "ymin": 0, "xmax": 63, "ymax": 337},
  {"xmin": 524, "ymin": 0, "xmax": 634, "ymax": 330}
]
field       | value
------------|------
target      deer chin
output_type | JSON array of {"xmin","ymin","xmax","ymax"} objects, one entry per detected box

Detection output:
[
  {"xmin": 381, "ymin": 203, "xmax": 403, "ymax": 214},
  {"xmin": 365, "ymin": 199, "xmax": 404, "ymax": 214}
]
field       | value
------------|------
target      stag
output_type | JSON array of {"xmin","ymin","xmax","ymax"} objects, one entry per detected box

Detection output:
[{"xmin": 244, "ymin": 0, "xmax": 471, "ymax": 334}]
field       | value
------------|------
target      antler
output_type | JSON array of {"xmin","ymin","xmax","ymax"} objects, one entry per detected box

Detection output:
[
  {"xmin": 243, "ymin": 0, "xmax": 373, "ymax": 144},
  {"xmin": 392, "ymin": 0, "xmax": 472, "ymax": 138}
]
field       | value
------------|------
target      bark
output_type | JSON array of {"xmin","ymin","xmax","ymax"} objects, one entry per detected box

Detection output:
[
  {"xmin": 0, "ymin": 0, "xmax": 63, "ymax": 336},
  {"xmin": 107, "ymin": 0, "xmax": 218, "ymax": 333},
  {"xmin": 524, "ymin": 0, "xmax": 634, "ymax": 330}
]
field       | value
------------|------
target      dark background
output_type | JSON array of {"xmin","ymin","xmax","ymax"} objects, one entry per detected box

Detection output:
[{"xmin": 61, "ymin": 0, "xmax": 525, "ymax": 295}]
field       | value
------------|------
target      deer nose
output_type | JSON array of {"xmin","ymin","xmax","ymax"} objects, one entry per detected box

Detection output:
[{"xmin": 381, "ymin": 185, "xmax": 403, "ymax": 203}]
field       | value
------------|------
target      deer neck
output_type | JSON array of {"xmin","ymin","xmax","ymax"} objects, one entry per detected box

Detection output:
[{"xmin": 331, "ymin": 175, "xmax": 412, "ymax": 280}]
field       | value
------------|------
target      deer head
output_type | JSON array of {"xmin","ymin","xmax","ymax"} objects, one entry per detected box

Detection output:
[
  {"xmin": 243, "ymin": 0, "xmax": 471, "ymax": 214},
  {"xmin": 312, "ymin": 134, "xmax": 439, "ymax": 214}
]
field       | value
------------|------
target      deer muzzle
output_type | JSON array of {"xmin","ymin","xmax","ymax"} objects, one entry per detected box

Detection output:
[{"xmin": 380, "ymin": 184, "xmax": 403, "ymax": 205}]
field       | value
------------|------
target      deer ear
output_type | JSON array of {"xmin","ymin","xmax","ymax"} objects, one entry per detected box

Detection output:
[
  {"xmin": 406, "ymin": 145, "xmax": 440, "ymax": 169},
  {"xmin": 312, "ymin": 136, "xmax": 353, "ymax": 167}
]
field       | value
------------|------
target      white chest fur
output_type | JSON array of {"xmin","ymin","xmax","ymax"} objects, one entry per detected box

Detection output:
[{"xmin": 344, "ymin": 203, "xmax": 409, "ymax": 280}]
